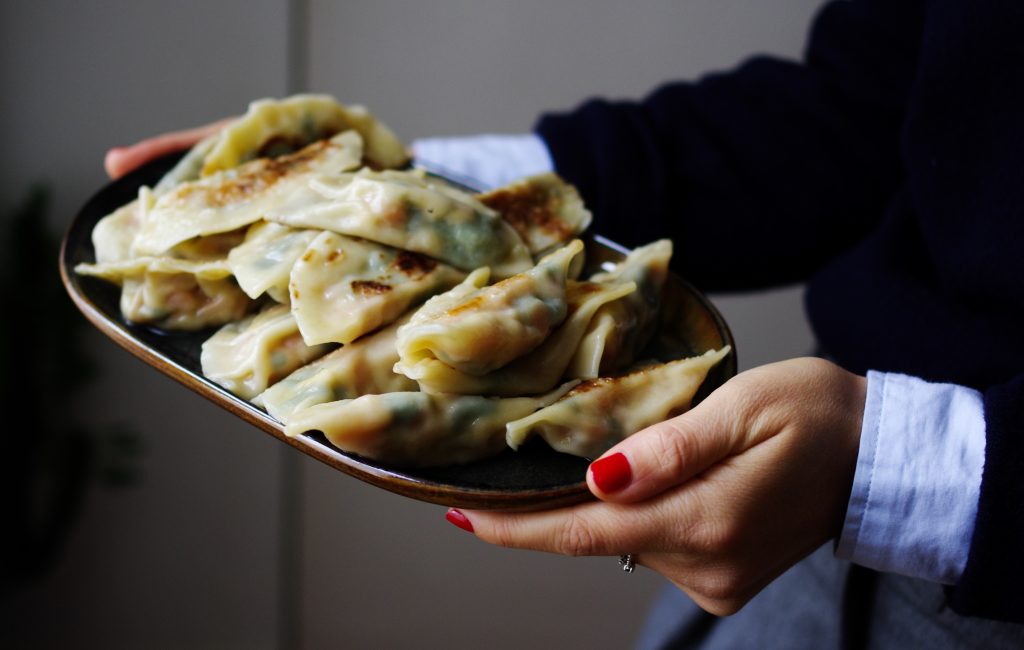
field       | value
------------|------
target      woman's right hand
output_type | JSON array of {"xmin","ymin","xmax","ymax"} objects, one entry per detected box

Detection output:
[
  {"xmin": 103, "ymin": 116, "xmax": 236, "ymax": 180},
  {"xmin": 452, "ymin": 358, "xmax": 867, "ymax": 615}
]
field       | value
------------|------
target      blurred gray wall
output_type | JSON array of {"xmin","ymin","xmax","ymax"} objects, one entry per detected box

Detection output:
[{"xmin": 2, "ymin": 1, "xmax": 821, "ymax": 648}]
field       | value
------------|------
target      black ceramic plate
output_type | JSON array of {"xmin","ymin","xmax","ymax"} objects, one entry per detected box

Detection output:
[{"xmin": 60, "ymin": 154, "xmax": 736, "ymax": 511}]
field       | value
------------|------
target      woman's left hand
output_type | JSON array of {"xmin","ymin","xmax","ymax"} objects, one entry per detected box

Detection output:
[{"xmin": 446, "ymin": 357, "xmax": 866, "ymax": 615}]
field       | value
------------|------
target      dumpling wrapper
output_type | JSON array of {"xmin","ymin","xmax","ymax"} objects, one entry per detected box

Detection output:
[
  {"xmin": 201, "ymin": 304, "xmax": 333, "ymax": 400},
  {"xmin": 289, "ymin": 232, "xmax": 465, "ymax": 345},
  {"xmin": 90, "ymin": 188, "xmax": 152, "ymax": 263},
  {"xmin": 394, "ymin": 239, "xmax": 584, "ymax": 376},
  {"xmin": 75, "ymin": 256, "xmax": 253, "ymax": 330},
  {"xmin": 567, "ymin": 239, "xmax": 673, "ymax": 378},
  {"xmin": 201, "ymin": 94, "xmax": 409, "ymax": 175},
  {"xmin": 254, "ymin": 315, "xmax": 417, "ymax": 424},
  {"xmin": 401, "ymin": 266, "xmax": 492, "ymax": 324},
  {"xmin": 227, "ymin": 221, "xmax": 320, "ymax": 302},
  {"xmin": 154, "ymin": 134, "xmax": 219, "ymax": 194},
  {"xmin": 153, "ymin": 95, "xmax": 407, "ymax": 193},
  {"xmin": 283, "ymin": 383, "xmax": 576, "ymax": 467},
  {"xmin": 506, "ymin": 347, "xmax": 731, "ymax": 459},
  {"xmin": 477, "ymin": 173, "xmax": 592, "ymax": 256},
  {"xmin": 132, "ymin": 130, "xmax": 363, "ymax": 256},
  {"xmin": 266, "ymin": 168, "xmax": 533, "ymax": 278},
  {"xmin": 396, "ymin": 279, "xmax": 636, "ymax": 396}
]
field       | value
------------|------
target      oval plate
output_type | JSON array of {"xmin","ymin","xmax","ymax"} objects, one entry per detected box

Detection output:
[{"xmin": 59, "ymin": 155, "xmax": 736, "ymax": 511}]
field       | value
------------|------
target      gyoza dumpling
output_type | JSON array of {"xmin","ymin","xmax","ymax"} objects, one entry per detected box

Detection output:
[
  {"xmin": 254, "ymin": 315, "xmax": 417, "ymax": 424},
  {"xmin": 91, "ymin": 188, "xmax": 153, "ymax": 263},
  {"xmin": 567, "ymin": 239, "xmax": 673, "ymax": 378},
  {"xmin": 200, "ymin": 94, "xmax": 409, "ymax": 175},
  {"xmin": 477, "ymin": 173, "xmax": 592, "ymax": 256},
  {"xmin": 283, "ymin": 383, "xmax": 575, "ymax": 467},
  {"xmin": 132, "ymin": 130, "xmax": 363, "ymax": 256},
  {"xmin": 289, "ymin": 232, "xmax": 466, "ymax": 345},
  {"xmin": 153, "ymin": 96, "xmax": 407, "ymax": 194},
  {"xmin": 266, "ymin": 168, "xmax": 533, "ymax": 278},
  {"xmin": 76, "ymin": 256, "xmax": 253, "ymax": 330},
  {"xmin": 394, "ymin": 239, "xmax": 584, "ymax": 376},
  {"xmin": 168, "ymin": 229, "xmax": 248, "ymax": 262},
  {"xmin": 227, "ymin": 221, "xmax": 320, "ymax": 303},
  {"xmin": 153, "ymin": 134, "xmax": 219, "ymax": 194},
  {"xmin": 396, "ymin": 279, "xmax": 636, "ymax": 396},
  {"xmin": 506, "ymin": 347, "xmax": 731, "ymax": 459},
  {"xmin": 403, "ymin": 266, "xmax": 492, "ymax": 323},
  {"xmin": 200, "ymin": 304, "xmax": 333, "ymax": 399}
]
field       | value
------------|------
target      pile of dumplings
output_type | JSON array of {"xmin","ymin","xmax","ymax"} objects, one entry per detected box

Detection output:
[{"xmin": 77, "ymin": 94, "xmax": 729, "ymax": 468}]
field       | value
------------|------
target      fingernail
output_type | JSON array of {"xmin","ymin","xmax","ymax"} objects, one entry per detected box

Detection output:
[
  {"xmin": 445, "ymin": 508, "xmax": 474, "ymax": 533},
  {"xmin": 590, "ymin": 453, "xmax": 632, "ymax": 493}
]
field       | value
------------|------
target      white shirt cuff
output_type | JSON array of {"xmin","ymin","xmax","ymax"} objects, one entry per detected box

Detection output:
[
  {"xmin": 411, "ymin": 134, "xmax": 553, "ymax": 190},
  {"xmin": 836, "ymin": 371, "xmax": 985, "ymax": 584}
]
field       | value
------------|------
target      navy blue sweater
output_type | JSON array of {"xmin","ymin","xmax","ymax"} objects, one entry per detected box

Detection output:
[{"xmin": 536, "ymin": 0, "xmax": 1024, "ymax": 624}]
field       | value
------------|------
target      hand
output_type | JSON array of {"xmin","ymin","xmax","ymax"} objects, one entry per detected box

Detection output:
[
  {"xmin": 447, "ymin": 357, "xmax": 866, "ymax": 615},
  {"xmin": 103, "ymin": 116, "xmax": 236, "ymax": 180}
]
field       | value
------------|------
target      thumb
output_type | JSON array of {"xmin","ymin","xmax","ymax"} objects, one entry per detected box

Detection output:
[{"xmin": 586, "ymin": 385, "xmax": 747, "ymax": 503}]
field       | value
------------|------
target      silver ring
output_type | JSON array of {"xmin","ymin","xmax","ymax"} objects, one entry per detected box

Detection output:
[{"xmin": 619, "ymin": 554, "xmax": 636, "ymax": 573}]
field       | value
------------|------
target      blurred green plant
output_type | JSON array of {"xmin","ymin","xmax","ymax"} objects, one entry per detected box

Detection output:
[{"xmin": 0, "ymin": 187, "xmax": 144, "ymax": 590}]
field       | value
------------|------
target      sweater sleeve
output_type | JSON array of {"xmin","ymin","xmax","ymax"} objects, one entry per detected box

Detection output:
[
  {"xmin": 535, "ymin": 0, "xmax": 924, "ymax": 292},
  {"xmin": 947, "ymin": 374, "xmax": 1024, "ymax": 623}
]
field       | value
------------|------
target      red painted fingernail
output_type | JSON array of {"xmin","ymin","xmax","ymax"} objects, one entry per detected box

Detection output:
[
  {"xmin": 446, "ymin": 508, "xmax": 474, "ymax": 533},
  {"xmin": 590, "ymin": 453, "xmax": 632, "ymax": 494}
]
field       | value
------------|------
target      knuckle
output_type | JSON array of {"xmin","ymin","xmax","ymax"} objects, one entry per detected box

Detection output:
[
  {"xmin": 554, "ymin": 513, "xmax": 599, "ymax": 557},
  {"xmin": 486, "ymin": 516, "xmax": 522, "ymax": 549},
  {"xmin": 699, "ymin": 518, "xmax": 742, "ymax": 556},
  {"xmin": 667, "ymin": 499, "xmax": 739, "ymax": 556},
  {"xmin": 646, "ymin": 421, "xmax": 697, "ymax": 480},
  {"xmin": 692, "ymin": 569, "xmax": 744, "ymax": 604}
]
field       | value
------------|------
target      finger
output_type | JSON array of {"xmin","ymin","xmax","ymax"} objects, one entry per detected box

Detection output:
[
  {"xmin": 446, "ymin": 501, "xmax": 657, "ymax": 557},
  {"xmin": 586, "ymin": 386, "xmax": 748, "ymax": 504},
  {"xmin": 104, "ymin": 116, "xmax": 236, "ymax": 179}
]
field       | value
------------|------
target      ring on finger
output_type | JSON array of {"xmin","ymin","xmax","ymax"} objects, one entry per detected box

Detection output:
[{"xmin": 619, "ymin": 554, "xmax": 637, "ymax": 573}]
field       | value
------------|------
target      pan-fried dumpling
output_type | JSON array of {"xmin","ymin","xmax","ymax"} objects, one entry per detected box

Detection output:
[
  {"xmin": 567, "ymin": 239, "xmax": 673, "ymax": 378},
  {"xmin": 477, "ymin": 173, "xmax": 592, "ymax": 256},
  {"xmin": 168, "ymin": 228, "xmax": 248, "ymax": 262},
  {"xmin": 254, "ymin": 315, "xmax": 417, "ymax": 423},
  {"xmin": 402, "ymin": 266, "xmax": 492, "ymax": 324},
  {"xmin": 289, "ymin": 232, "xmax": 465, "ymax": 345},
  {"xmin": 396, "ymin": 279, "xmax": 636, "ymax": 396},
  {"xmin": 506, "ymin": 347, "xmax": 731, "ymax": 459},
  {"xmin": 153, "ymin": 133, "xmax": 219, "ymax": 194},
  {"xmin": 227, "ymin": 221, "xmax": 320, "ymax": 302},
  {"xmin": 91, "ymin": 188, "xmax": 154, "ymax": 263},
  {"xmin": 283, "ymin": 383, "xmax": 576, "ymax": 467},
  {"xmin": 132, "ymin": 130, "xmax": 363, "ymax": 256},
  {"xmin": 201, "ymin": 304, "xmax": 333, "ymax": 399},
  {"xmin": 266, "ymin": 168, "xmax": 533, "ymax": 278},
  {"xmin": 76, "ymin": 256, "xmax": 253, "ymax": 330},
  {"xmin": 394, "ymin": 239, "xmax": 584, "ymax": 376},
  {"xmin": 201, "ymin": 94, "xmax": 409, "ymax": 175}
]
